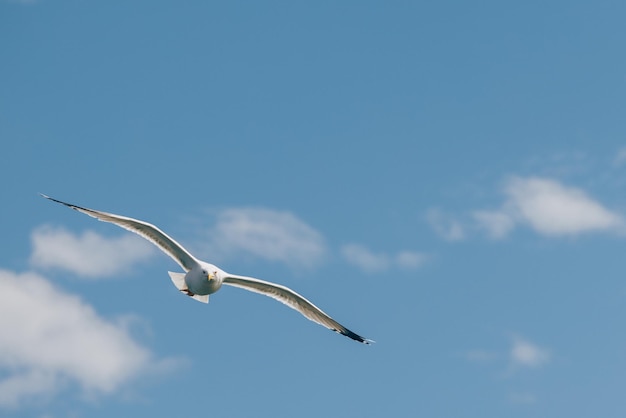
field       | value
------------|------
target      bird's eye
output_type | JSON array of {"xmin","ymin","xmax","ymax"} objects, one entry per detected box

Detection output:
[{"xmin": 202, "ymin": 270, "xmax": 207, "ymax": 275}]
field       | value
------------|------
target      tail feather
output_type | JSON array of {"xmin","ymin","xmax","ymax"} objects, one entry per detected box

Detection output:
[{"xmin": 168, "ymin": 271, "xmax": 186, "ymax": 290}]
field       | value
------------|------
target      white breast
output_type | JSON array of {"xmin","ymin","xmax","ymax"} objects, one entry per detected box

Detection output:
[{"xmin": 185, "ymin": 270, "xmax": 222, "ymax": 295}]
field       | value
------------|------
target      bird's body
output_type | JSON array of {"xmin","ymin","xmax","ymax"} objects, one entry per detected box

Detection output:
[
  {"xmin": 41, "ymin": 194, "xmax": 372, "ymax": 344},
  {"xmin": 186, "ymin": 263, "xmax": 223, "ymax": 296}
]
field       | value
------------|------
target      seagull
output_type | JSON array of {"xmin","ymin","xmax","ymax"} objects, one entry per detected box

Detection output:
[{"xmin": 41, "ymin": 194, "xmax": 372, "ymax": 344}]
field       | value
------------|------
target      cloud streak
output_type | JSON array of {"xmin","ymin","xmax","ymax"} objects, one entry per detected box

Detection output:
[
  {"xmin": 510, "ymin": 335, "xmax": 550, "ymax": 369},
  {"xmin": 341, "ymin": 244, "xmax": 428, "ymax": 273},
  {"xmin": 30, "ymin": 226, "xmax": 156, "ymax": 279},
  {"xmin": 463, "ymin": 334, "xmax": 551, "ymax": 375},
  {"xmin": 0, "ymin": 270, "xmax": 159, "ymax": 407},
  {"xmin": 613, "ymin": 147, "xmax": 626, "ymax": 167},
  {"xmin": 203, "ymin": 208, "xmax": 327, "ymax": 269},
  {"xmin": 426, "ymin": 208, "xmax": 465, "ymax": 241},
  {"xmin": 472, "ymin": 210, "xmax": 516, "ymax": 239}
]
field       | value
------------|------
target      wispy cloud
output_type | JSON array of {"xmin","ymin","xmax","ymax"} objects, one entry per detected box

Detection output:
[
  {"xmin": 202, "ymin": 208, "xmax": 326, "ymax": 269},
  {"xmin": 30, "ymin": 226, "xmax": 156, "ymax": 279},
  {"xmin": 613, "ymin": 147, "xmax": 626, "ymax": 167},
  {"xmin": 472, "ymin": 210, "xmax": 516, "ymax": 239},
  {"xmin": 474, "ymin": 176, "xmax": 624, "ymax": 238},
  {"xmin": 341, "ymin": 244, "xmax": 388, "ymax": 272},
  {"xmin": 395, "ymin": 251, "xmax": 429, "ymax": 269},
  {"xmin": 341, "ymin": 244, "xmax": 428, "ymax": 273},
  {"xmin": 0, "ymin": 269, "xmax": 163, "ymax": 407},
  {"xmin": 462, "ymin": 334, "xmax": 549, "ymax": 406},
  {"xmin": 426, "ymin": 208, "xmax": 465, "ymax": 241},
  {"xmin": 462, "ymin": 334, "xmax": 550, "ymax": 371},
  {"xmin": 509, "ymin": 335, "xmax": 550, "ymax": 369}
]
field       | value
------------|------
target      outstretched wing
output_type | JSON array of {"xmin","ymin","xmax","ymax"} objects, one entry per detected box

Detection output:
[
  {"xmin": 41, "ymin": 194, "xmax": 199, "ymax": 272},
  {"xmin": 223, "ymin": 274, "xmax": 372, "ymax": 344}
]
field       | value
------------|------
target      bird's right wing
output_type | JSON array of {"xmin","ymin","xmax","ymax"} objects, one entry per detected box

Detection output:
[
  {"xmin": 41, "ymin": 194, "xmax": 199, "ymax": 272},
  {"xmin": 222, "ymin": 274, "xmax": 372, "ymax": 344}
]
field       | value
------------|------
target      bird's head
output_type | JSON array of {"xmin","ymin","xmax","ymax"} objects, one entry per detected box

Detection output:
[
  {"xmin": 194, "ymin": 263, "xmax": 224, "ymax": 294},
  {"xmin": 200, "ymin": 264, "xmax": 222, "ymax": 282},
  {"xmin": 201, "ymin": 268, "xmax": 214, "ymax": 281}
]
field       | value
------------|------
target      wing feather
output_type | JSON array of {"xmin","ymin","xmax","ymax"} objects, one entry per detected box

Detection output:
[
  {"xmin": 41, "ymin": 194, "xmax": 199, "ymax": 272},
  {"xmin": 223, "ymin": 274, "xmax": 372, "ymax": 344}
]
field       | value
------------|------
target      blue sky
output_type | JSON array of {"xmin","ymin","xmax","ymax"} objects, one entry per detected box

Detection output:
[{"xmin": 1, "ymin": 1, "xmax": 626, "ymax": 417}]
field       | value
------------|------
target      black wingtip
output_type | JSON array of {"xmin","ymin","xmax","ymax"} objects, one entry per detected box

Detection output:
[
  {"xmin": 39, "ymin": 194, "xmax": 80, "ymax": 210},
  {"xmin": 40, "ymin": 193, "xmax": 63, "ymax": 204},
  {"xmin": 338, "ymin": 328, "xmax": 375, "ymax": 345},
  {"xmin": 40, "ymin": 193, "xmax": 66, "ymax": 205}
]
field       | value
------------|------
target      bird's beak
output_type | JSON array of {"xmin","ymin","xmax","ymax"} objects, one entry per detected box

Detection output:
[{"xmin": 208, "ymin": 272, "xmax": 216, "ymax": 281}]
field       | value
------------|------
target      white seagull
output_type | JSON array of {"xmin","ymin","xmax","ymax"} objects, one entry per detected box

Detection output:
[{"xmin": 41, "ymin": 195, "xmax": 372, "ymax": 344}]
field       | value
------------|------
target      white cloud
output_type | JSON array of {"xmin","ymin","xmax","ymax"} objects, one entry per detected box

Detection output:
[
  {"xmin": 0, "ymin": 269, "xmax": 156, "ymax": 407},
  {"xmin": 205, "ymin": 208, "xmax": 326, "ymax": 269},
  {"xmin": 30, "ymin": 226, "xmax": 156, "ymax": 279},
  {"xmin": 341, "ymin": 244, "xmax": 428, "ymax": 273},
  {"xmin": 463, "ymin": 335, "xmax": 550, "ymax": 371},
  {"xmin": 506, "ymin": 177, "xmax": 623, "ymax": 236},
  {"xmin": 426, "ymin": 208, "xmax": 465, "ymax": 241},
  {"xmin": 475, "ymin": 177, "xmax": 624, "ymax": 238},
  {"xmin": 341, "ymin": 244, "xmax": 389, "ymax": 272},
  {"xmin": 395, "ymin": 251, "xmax": 429, "ymax": 269},
  {"xmin": 472, "ymin": 210, "xmax": 516, "ymax": 239},
  {"xmin": 510, "ymin": 335, "xmax": 550, "ymax": 369}
]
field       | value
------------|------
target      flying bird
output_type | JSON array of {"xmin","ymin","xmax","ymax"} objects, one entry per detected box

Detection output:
[{"xmin": 41, "ymin": 194, "xmax": 372, "ymax": 344}]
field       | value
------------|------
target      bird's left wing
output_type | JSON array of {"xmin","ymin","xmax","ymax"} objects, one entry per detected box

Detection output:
[
  {"xmin": 40, "ymin": 194, "xmax": 199, "ymax": 272},
  {"xmin": 222, "ymin": 274, "xmax": 372, "ymax": 344}
]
